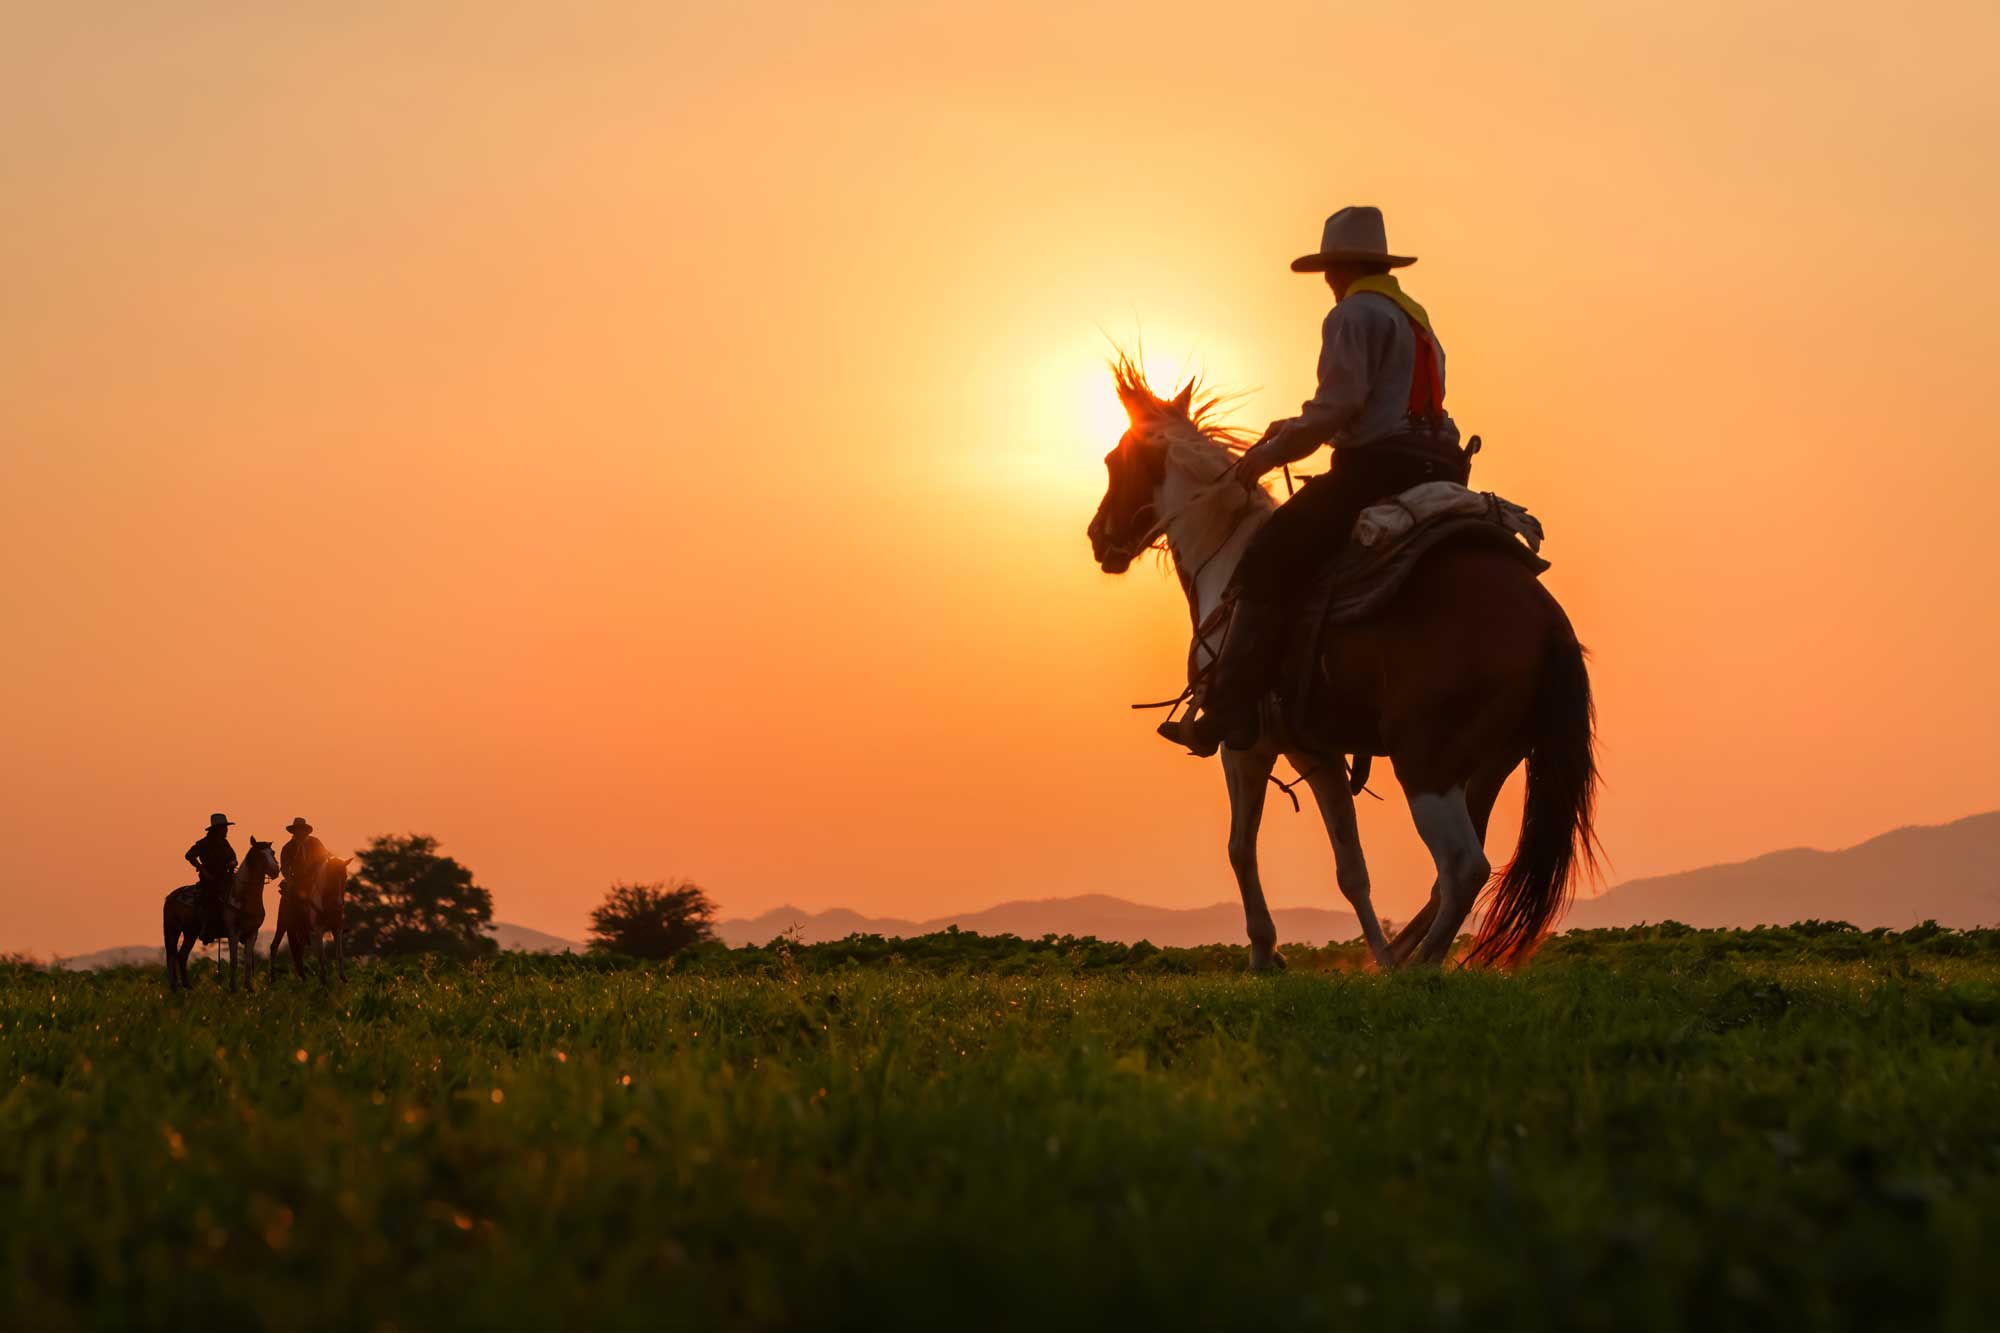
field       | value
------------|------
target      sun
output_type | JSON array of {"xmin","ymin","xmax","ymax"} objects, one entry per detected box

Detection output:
[
  {"xmin": 1078, "ymin": 369, "xmax": 1132, "ymax": 456},
  {"xmin": 995, "ymin": 333, "xmax": 1242, "ymax": 497},
  {"xmin": 1066, "ymin": 344, "xmax": 1212, "ymax": 457}
]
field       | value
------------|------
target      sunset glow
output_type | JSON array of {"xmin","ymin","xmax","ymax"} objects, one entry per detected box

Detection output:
[{"xmin": 4, "ymin": 0, "xmax": 1998, "ymax": 957}]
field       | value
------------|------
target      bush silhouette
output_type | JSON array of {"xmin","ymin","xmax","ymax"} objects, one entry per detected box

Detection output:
[
  {"xmin": 588, "ymin": 881, "xmax": 716, "ymax": 959},
  {"xmin": 344, "ymin": 834, "xmax": 496, "ymax": 958}
]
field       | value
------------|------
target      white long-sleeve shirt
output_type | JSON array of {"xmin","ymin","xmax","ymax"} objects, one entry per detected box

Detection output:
[{"xmin": 1246, "ymin": 292, "xmax": 1459, "ymax": 471}]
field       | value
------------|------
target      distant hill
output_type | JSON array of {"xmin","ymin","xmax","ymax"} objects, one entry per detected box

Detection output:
[
  {"xmin": 714, "ymin": 894, "xmax": 1363, "ymax": 948},
  {"xmin": 53, "ymin": 944, "xmax": 161, "ymax": 971},
  {"xmin": 1563, "ymin": 811, "xmax": 2000, "ymax": 930},
  {"xmin": 490, "ymin": 922, "xmax": 581, "ymax": 954}
]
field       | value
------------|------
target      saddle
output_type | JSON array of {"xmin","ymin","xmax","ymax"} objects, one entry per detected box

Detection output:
[
  {"xmin": 170, "ymin": 881, "xmax": 230, "ymax": 944},
  {"xmin": 1270, "ymin": 482, "xmax": 1550, "ymax": 760}
]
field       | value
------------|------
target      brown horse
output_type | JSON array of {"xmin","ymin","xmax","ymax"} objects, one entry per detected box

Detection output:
[
  {"xmin": 163, "ymin": 839, "xmax": 280, "ymax": 992},
  {"xmin": 1085, "ymin": 365, "xmax": 1598, "ymax": 966},
  {"xmin": 270, "ymin": 856, "xmax": 353, "ymax": 984}
]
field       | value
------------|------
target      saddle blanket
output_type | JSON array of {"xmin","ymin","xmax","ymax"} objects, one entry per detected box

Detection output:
[{"xmin": 1317, "ymin": 482, "xmax": 1548, "ymax": 626}]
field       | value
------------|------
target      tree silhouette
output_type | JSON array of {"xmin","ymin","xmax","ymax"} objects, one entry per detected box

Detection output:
[
  {"xmin": 344, "ymin": 834, "xmax": 496, "ymax": 958},
  {"xmin": 587, "ymin": 881, "xmax": 716, "ymax": 959}
]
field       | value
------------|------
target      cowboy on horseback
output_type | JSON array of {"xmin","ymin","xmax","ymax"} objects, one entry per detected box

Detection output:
[
  {"xmin": 184, "ymin": 813, "xmax": 238, "ymax": 941},
  {"xmin": 1160, "ymin": 206, "xmax": 1471, "ymax": 757},
  {"xmin": 280, "ymin": 817, "xmax": 327, "ymax": 904}
]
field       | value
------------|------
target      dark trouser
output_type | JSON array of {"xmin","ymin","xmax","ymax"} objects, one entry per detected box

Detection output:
[
  {"xmin": 1232, "ymin": 444, "xmax": 1469, "ymax": 603},
  {"xmin": 198, "ymin": 874, "xmax": 229, "ymax": 938}
]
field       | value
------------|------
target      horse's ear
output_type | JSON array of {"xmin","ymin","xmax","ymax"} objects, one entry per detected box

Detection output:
[
  {"xmin": 1116, "ymin": 380, "xmax": 1153, "ymax": 426},
  {"xmin": 1170, "ymin": 382, "xmax": 1193, "ymax": 416}
]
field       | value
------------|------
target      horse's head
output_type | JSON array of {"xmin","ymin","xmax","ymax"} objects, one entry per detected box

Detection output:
[
  {"xmin": 245, "ymin": 839, "xmax": 279, "ymax": 882},
  {"xmin": 319, "ymin": 856, "xmax": 353, "ymax": 903},
  {"xmin": 1087, "ymin": 360, "xmax": 1196, "ymax": 574}
]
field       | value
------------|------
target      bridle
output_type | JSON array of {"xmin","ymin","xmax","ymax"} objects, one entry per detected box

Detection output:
[
  {"xmin": 1112, "ymin": 455, "xmax": 1263, "ymax": 590},
  {"xmin": 234, "ymin": 848, "xmax": 277, "ymax": 902},
  {"xmin": 1106, "ymin": 449, "xmax": 1272, "ymax": 719}
]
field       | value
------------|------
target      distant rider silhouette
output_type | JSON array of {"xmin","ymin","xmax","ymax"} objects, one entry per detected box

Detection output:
[{"xmin": 185, "ymin": 813, "xmax": 238, "ymax": 940}]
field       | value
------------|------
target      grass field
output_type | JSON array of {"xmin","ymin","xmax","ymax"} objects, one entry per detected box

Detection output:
[{"xmin": 5, "ymin": 926, "xmax": 1998, "ymax": 1331}]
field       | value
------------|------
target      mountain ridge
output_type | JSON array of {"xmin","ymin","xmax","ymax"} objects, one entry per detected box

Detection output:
[
  {"xmin": 711, "ymin": 894, "xmax": 1363, "ymax": 949},
  {"xmin": 1561, "ymin": 810, "xmax": 2000, "ymax": 930}
]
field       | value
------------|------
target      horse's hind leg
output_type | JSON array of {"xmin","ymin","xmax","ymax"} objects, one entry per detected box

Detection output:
[
  {"xmin": 1391, "ymin": 752, "xmax": 1515, "ymax": 963},
  {"xmin": 1388, "ymin": 895, "xmax": 1439, "ymax": 965},
  {"xmin": 1404, "ymin": 784, "xmax": 1491, "ymax": 966},
  {"xmin": 1221, "ymin": 743, "xmax": 1283, "ymax": 970},
  {"xmin": 1291, "ymin": 753, "xmax": 1394, "ymax": 968}
]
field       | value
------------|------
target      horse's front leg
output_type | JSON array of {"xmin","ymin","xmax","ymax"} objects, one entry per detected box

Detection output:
[
  {"xmin": 227, "ymin": 930, "xmax": 239, "ymax": 992},
  {"xmin": 1291, "ymin": 753, "xmax": 1395, "ymax": 969},
  {"xmin": 1221, "ymin": 742, "xmax": 1283, "ymax": 971}
]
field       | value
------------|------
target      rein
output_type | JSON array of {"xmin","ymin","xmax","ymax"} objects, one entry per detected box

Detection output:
[{"xmin": 1125, "ymin": 462, "xmax": 1266, "ymax": 717}]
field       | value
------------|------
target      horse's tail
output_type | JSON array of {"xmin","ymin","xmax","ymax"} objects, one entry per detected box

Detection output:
[{"xmin": 1467, "ymin": 626, "xmax": 1600, "ymax": 967}]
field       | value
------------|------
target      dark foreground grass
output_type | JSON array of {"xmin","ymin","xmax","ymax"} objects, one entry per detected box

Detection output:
[{"xmin": 4, "ymin": 927, "xmax": 1998, "ymax": 1331}]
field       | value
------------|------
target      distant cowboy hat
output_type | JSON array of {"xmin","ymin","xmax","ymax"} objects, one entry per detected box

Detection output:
[
  {"xmin": 208, "ymin": 813, "xmax": 234, "ymax": 829},
  {"xmin": 285, "ymin": 818, "xmax": 314, "ymax": 835},
  {"xmin": 1290, "ymin": 205, "xmax": 1416, "ymax": 272}
]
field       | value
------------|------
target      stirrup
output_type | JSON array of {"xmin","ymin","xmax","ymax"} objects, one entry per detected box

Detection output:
[
  {"xmin": 1156, "ymin": 714, "xmax": 1222, "ymax": 758},
  {"xmin": 1156, "ymin": 706, "xmax": 1257, "ymax": 758}
]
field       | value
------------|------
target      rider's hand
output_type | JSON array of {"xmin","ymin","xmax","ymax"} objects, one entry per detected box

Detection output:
[{"xmin": 1232, "ymin": 452, "xmax": 1267, "ymax": 492}]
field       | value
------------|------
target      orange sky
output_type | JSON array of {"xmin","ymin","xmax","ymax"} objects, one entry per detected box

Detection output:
[{"xmin": 5, "ymin": 1, "xmax": 1999, "ymax": 956}]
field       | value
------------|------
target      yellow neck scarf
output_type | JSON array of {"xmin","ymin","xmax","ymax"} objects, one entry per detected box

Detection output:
[{"xmin": 1342, "ymin": 273, "xmax": 1431, "ymax": 333}]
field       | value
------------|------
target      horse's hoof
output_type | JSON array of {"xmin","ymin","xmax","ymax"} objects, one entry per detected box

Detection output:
[{"xmin": 1248, "ymin": 948, "xmax": 1287, "ymax": 973}]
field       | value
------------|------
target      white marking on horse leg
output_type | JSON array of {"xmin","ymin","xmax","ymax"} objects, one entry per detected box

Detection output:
[
  {"xmin": 1222, "ymin": 744, "xmax": 1282, "ymax": 970},
  {"xmin": 1406, "ymin": 787, "xmax": 1490, "ymax": 965},
  {"xmin": 1293, "ymin": 757, "xmax": 1394, "ymax": 968}
]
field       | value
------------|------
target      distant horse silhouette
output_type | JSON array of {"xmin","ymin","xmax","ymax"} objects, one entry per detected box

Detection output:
[
  {"xmin": 1086, "ymin": 364, "xmax": 1598, "ymax": 967},
  {"xmin": 164, "ymin": 839, "xmax": 280, "ymax": 992},
  {"xmin": 270, "ymin": 856, "xmax": 353, "ymax": 984}
]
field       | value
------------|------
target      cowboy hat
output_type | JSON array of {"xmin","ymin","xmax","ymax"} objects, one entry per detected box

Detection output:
[
  {"xmin": 208, "ymin": 813, "xmax": 234, "ymax": 829},
  {"xmin": 1290, "ymin": 206, "xmax": 1416, "ymax": 272},
  {"xmin": 285, "ymin": 818, "xmax": 313, "ymax": 835}
]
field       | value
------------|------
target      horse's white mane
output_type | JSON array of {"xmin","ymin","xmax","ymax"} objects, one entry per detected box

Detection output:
[{"xmin": 1110, "ymin": 354, "xmax": 1276, "ymax": 566}]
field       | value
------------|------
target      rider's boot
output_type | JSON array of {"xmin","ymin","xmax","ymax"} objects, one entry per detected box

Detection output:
[{"xmin": 1156, "ymin": 597, "xmax": 1287, "ymax": 757}]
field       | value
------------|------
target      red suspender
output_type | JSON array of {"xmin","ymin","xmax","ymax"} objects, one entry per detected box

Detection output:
[{"xmin": 1405, "ymin": 318, "xmax": 1444, "ymax": 421}]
